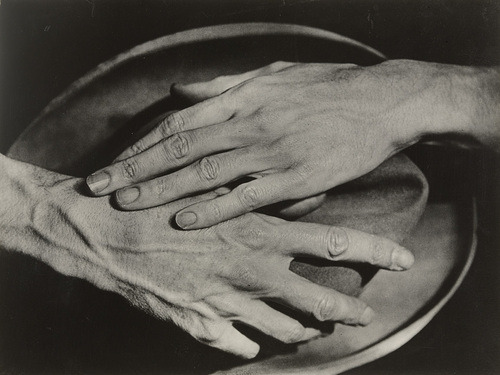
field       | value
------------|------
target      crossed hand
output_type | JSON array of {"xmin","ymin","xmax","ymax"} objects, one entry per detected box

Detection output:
[{"xmin": 84, "ymin": 61, "xmax": 418, "ymax": 357}]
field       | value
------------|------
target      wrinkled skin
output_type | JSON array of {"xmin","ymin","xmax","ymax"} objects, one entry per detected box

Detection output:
[{"xmin": 1, "ymin": 155, "xmax": 413, "ymax": 358}]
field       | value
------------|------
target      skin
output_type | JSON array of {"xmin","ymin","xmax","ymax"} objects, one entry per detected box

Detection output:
[
  {"xmin": 86, "ymin": 60, "xmax": 500, "ymax": 229},
  {"xmin": 0, "ymin": 153, "xmax": 414, "ymax": 358}
]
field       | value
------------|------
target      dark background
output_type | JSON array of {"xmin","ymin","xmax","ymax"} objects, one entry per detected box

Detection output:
[{"xmin": 0, "ymin": 0, "xmax": 499, "ymax": 374}]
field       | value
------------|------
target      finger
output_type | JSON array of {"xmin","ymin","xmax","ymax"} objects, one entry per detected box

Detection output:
[
  {"xmin": 273, "ymin": 273, "xmax": 374, "ymax": 326},
  {"xmin": 262, "ymin": 193, "xmax": 326, "ymax": 220},
  {"xmin": 113, "ymin": 95, "xmax": 235, "ymax": 162},
  {"xmin": 114, "ymin": 149, "xmax": 267, "ymax": 210},
  {"xmin": 175, "ymin": 173, "xmax": 297, "ymax": 229},
  {"xmin": 238, "ymin": 300, "xmax": 321, "ymax": 344},
  {"xmin": 193, "ymin": 320, "xmax": 261, "ymax": 359},
  {"xmin": 87, "ymin": 122, "xmax": 243, "ymax": 196},
  {"xmin": 212, "ymin": 295, "xmax": 321, "ymax": 344},
  {"xmin": 132, "ymin": 293, "xmax": 259, "ymax": 358},
  {"xmin": 200, "ymin": 322, "xmax": 260, "ymax": 359},
  {"xmin": 172, "ymin": 61, "xmax": 296, "ymax": 103},
  {"xmin": 278, "ymin": 222, "xmax": 414, "ymax": 271}
]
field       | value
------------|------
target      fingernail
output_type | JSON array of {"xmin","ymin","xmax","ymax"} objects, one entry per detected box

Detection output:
[
  {"xmin": 116, "ymin": 187, "xmax": 140, "ymax": 205},
  {"xmin": 86, "ymin": 171, "xmax": 110, "ymax": 194},
  {"xmin": 176, "ymin": 211, "xmax": 197, "ymax": 228},
  {"xmin": 391, "ymin": 247, "xmax": 415, "ymax": 271},
  {"xmin": 360, "ymin": 307, "xmax": 374, "ymax": 326}
]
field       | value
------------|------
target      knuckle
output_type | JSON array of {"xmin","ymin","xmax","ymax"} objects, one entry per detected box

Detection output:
[
  {"xmin": 326, "ymin": 227, "xmax": 349, "ymax": 257},
  {"xmin": 280, "ymin": 323, "xmax": 305, "ymax": 344},
  {"xmin": 371, "ymin": 240, "xmax": 387, "ymax": 265},
  {"xmin": 169, "ymin": 133, "xmax": 190, "ymax": 159},
  {"xmin": 197, "ymin": 156, "xmax": 220, "ymax": 182},
  {"xmin": 237, "ymin": 221, "xmax": 272, "ymax": 250},
  {"xmin": 230, "ymin": 263, "xmax": 261, "ymax": 290},
  {"xmin": 209, "ymin": 201, "xmax": 223, "ymax": 221},
  {"xmin": 314, "ymin": 294, "xmax": 339, "ymax": 322},
  {"xmin": 130, "ymin": 139, "xmax": 145, "ymax": 155},
  {"xmin": 160, "ymin": 133, "xmax": 190, "ymax": 161},
  {"xmin": 195, "ymin": 322, "xmax": 224, "ymax": 344},
  {"xmin": 160, "ymin": 111, "xmax": 185, "ymax": 138},
  {"xmin": 252, "ymin": 109, "xmax": 271, "ymax": 131},
  {"xmin": 236, "ymin": 185, "xmax": 261, "ymax": 210},
  {"xmin": 155, "ymin": 177, "xmax": 169, "ymax": 197},
  {"xmin": 120, "ymin": 158, "xmax": 140, "ymax": 180}
]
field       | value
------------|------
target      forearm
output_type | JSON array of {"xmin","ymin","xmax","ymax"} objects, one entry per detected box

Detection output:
[
  {"xmin": 0, "ymin": 154, "xmax": 116, "ymax": 291},
  {"xmin": 0, "ymin": 154, "xmax": 47, "ymax": 254},
  {"xmin": 386, "ymin": 60, "xmax": 500, "ymax": 151},
  {"xmin": 444, "ymin": 65, "xmax": 500, "ymax": 151}
]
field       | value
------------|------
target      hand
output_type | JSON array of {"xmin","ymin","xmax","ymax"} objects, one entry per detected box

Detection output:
[
  {"xmin": 2, "ymin": 155, "xmax": 414, "ymax": 358},
  {"xmin": 86, "ymin": 60, "xmax": 434, "ymax": 229}
]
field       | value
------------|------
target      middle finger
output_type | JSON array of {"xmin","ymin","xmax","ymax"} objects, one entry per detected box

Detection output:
[{"xmin": 114, "ymin": 148, "xmax": 268, "ymax": 209}]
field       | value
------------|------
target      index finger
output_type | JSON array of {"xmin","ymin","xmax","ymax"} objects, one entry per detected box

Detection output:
[
  {"xmin": 172, "ymin": 61, "xmax": 296, "ymax": 103},
  {"xmin": 114, "ymin": 94, "xmax": 235, "ymax": 162}
]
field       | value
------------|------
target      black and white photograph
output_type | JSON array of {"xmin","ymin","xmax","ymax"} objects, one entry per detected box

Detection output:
[{"xmin": 0, "ymin": 1, "xmax": 499, "ymax": 374}]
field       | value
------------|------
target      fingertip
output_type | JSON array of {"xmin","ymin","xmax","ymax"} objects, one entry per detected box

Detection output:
[
  {"xmin": 359, "ymin": 306, "xmax": 375, "ymax": 326},
  {"xmin": 215, "ymin": 325, "xmax": 260, "ymax": 359},
  {"xmin": 391, "ymin": 246, "xmax": 415, "ymax": 271},
  {"xmin": 240, "ymin": 343, "xmax": 260, "ymax": 359}
]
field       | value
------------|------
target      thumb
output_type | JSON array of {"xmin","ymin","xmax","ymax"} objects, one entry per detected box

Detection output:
[
  {"xmin": 171, "ymin": 81, "xmax": 227, "ymax": 104},
  {"xmin": 171, "ymin": 61, "xmax": 295, "ymax": 103},
  {"xmin": 260, "ymin": 194, "xmax": 327, "ymax": 220}
]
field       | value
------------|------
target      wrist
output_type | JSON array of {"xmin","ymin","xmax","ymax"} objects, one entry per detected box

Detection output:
[
  {"xmin": 0, "ymin": 155, "xmax": 117, "ymax": 292},
  {"xmin": 358, "ymin": 59, "xmax": 439, "ymax": 155},
  {"xmin": 0, "ymin": 155, "xmax": 44, "ymax": 252},
  {"xmin": 443, "ymin": 65, "xmax": 500, "ymax": 150},
  {"xmin": 382, "ymin": 60, "xmax": 499, "ymax": 150},
  {"xmin": 373, "ymin": 60, "xmax": 443, "ymax": 148}
]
